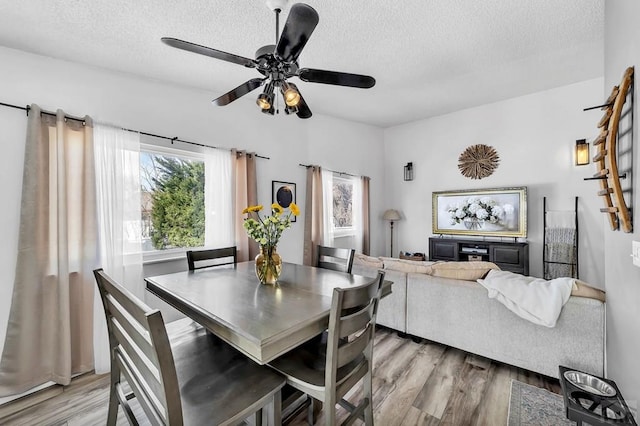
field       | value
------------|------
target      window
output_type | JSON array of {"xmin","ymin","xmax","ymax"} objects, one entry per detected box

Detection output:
[
  {"xmin": 322, "ymin": 171, "xmax": 363, "ymax": 251},
  {"xmin": 140, "ymin": 146, "xmax": 205, "ymax": 252},
  {"xmin": 332, "ymin": 175, "xmax": 354, "ymax": 229}
]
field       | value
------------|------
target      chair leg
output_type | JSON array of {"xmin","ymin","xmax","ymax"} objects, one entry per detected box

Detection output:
[
  {"xmin": 272, "ymin": 390, "xmax": 282, "ymax": 426},
  {"xmin": 324, "ymin": 397, "xmax": 337, "ymax": 426},
  {"xmin": 307, "ymin": 396, "xmax": 314, "ymax": 425},
  {"xmin": 107, "ymin": 371, "xmax": 120, "ymax": 426},
  {"xmin": 363, "ymin": 370, "xmax": 373, "ymax": 426},
  {"xmin": 255, "ymin": 408, "xmax": 263, "ymax": 426}
]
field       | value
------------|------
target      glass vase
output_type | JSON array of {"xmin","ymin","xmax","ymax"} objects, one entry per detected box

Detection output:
[
  {"xmin": 463, "ymin": 217, "xmax": 484, "ymax": 230},
  {"xmin": 255, "ymin": 246, "xmax": 282, "ymax": 285}
]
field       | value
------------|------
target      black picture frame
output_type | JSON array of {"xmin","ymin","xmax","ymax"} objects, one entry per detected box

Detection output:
[{"xmin": 272, "ymin": 181, "xmax": 297, "ymax": 222}]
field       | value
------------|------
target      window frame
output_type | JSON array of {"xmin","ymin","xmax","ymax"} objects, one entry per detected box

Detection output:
[
  {"xmin": 139, "ymin": 142, "xmax": 207, "ymax": 263},
  {"xmin": 330, "ymin": 174, "xmax": 357, "ymax": 238}
]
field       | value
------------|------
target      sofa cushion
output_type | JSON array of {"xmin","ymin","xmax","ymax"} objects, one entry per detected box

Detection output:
[
  {"xmin": 353, "ymin": 253, "xmax": 384, "ymax": 269},
  {"xmin": 430, "ymin": 261, "xmax": 500, "ymax": 281},
  {"xmin": 381, "ymin": 257, "xmax": 435, "ymax": 274}
]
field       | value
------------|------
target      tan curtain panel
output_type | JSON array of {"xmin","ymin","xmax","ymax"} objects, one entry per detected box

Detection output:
[
  {"xmin": 361, "ymin": 176, "xmax": 371, "ymax": 256},
  {"xmin": 0, "ymin": 106, "xmax": 98, "ymax": 396},
  {"xmin": 232, "ymin": 149, "xmax": 258, "ymax": 262},
  {"xmin": 303, "ymin": 166, "xmax": 324, "ymax": 266}
]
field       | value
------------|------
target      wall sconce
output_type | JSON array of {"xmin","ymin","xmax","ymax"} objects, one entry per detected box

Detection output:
[
  {"xmin": 404, "ymin": 162, "xmax": 414, "ymax": 181},
  {"xmin": 575, "ymin": 139, "xmax": 590, "ymax": 166}
]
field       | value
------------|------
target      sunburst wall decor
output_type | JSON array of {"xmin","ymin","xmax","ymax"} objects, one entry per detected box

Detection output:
[{"xmin": 458, "ymin": 144, "xmax": 500, "ymax": 180}]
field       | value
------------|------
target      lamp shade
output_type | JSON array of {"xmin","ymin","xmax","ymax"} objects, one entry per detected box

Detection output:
[{"xmin": 383, "ymin": 209, "xmax": 401, "ymax": 221}]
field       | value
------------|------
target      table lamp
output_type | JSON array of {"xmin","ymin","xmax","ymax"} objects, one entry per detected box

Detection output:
[{"xmin": 383, "ymin": 209, "xmax": 401, "ymax": 257}]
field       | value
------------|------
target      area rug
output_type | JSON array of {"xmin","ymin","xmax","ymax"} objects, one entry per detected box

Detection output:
[{"xmin": 508, "ymin": 380, "xmax": 573, "ymax": 426}]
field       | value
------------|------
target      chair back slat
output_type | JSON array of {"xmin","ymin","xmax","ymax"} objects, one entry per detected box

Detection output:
[
  {"xmin": 340, "ymin": 280, "xmax": 380, "ymax": 310},
  {"xmin": 335, "ymin": 361, "xmax": 368, "ymax": 402},
  {"xmin": 98, "ymin": 271, "xmax": 149, "ymax": 325},
  {"xmin": 187, "ymin": 246, "xmax": 237, "ymax": 271},
  {"xmin": 110, "ymin": 319, "xmax": 165, "ymax": 404},
  {"xmin": 115, "ymin": 350, "xmax": 167, "ymax": 426},
  {"xmin": 336, "ymin": 323, "xmax": 374, "ymax": 368},
  {"xmin": 338, "ymin": 302, "xmax": 375, "ymax": 338},
  {"xmin": 316, "ymin": 246, "xmax": 355, "ymax": 274},
  {"xmin": 94, "ymin": 269, "xmax": 183, "ymax": 426},
  {"xmin": 105, "ymin": 294, "xmax": 157, "ymax": 365}
]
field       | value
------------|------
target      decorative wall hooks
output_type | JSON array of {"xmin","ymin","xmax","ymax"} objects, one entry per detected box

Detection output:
[{"xmin": 458, "ymin": 144, "xmax": 500, "ymax": 180}]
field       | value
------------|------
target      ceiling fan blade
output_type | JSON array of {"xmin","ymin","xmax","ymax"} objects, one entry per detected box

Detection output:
[
  {"xmin": 162, "ymin": 37, "xmax": 256, "ymax": 68},
  {"xmin": 212, "ymin": 78, "xmax": 265, "ymax": 106},
  {"xmin": 288, "ymin": 83, "xmax": 312, "ymax": 119},
  {"xmin": 275, "ymin": 3, "xmax": 319, "ymax": 63},
  {"xmin": 298, "ymin": 68, "xmax": 376, "ymax": 88}
]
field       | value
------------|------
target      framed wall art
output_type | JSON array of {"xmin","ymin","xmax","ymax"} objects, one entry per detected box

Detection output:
[
  {"xmin": 432, "ymin": 187, "xmax": 527, "ymax": 237},
  {"xmin": 272, "ymin": 180, "xmax": 297, "ymax": 222}
]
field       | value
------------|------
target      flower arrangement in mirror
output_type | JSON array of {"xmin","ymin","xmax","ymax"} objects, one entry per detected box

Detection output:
[{"xmin": 242, "ymin": 202, "xmax": 299, "ymax": 284}]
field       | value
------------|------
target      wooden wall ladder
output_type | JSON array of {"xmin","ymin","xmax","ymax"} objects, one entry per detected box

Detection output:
[{"xmin": 591, "ymin": 67, "xmax": 634, "ymax": 233}]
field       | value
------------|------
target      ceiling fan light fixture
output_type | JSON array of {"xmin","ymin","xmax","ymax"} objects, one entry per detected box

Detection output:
[
  {"xmin": 256, "ymin": 81, "xmax": 275, "ymax": 110},
  {"xmin": 256, "ymin": 93, "xmax": 273, "ymax": 110},
  {"xmin": 281, "ymin": 81, "xmax": 301, "ymax": 107}
]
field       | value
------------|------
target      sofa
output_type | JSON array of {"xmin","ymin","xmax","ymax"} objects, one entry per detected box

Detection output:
[{"xmin": 352, "ymin": 255, "xmax": 605, "ymax": 379}]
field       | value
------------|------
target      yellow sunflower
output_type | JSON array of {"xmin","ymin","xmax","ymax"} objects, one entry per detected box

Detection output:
[
  {"xmin": 290, "ymin": 202, "xmax": 300, "ymax": 216},
  {"xmin": 271, "ymin": 203, "xmax": 283, "ymax": 214}
]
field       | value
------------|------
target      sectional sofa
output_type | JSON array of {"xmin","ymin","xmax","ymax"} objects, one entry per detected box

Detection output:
[{"xmin": 352, "ymin": 255, "xmax": 605, "ymax": 379}]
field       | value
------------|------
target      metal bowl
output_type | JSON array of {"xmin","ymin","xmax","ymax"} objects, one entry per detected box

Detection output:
[{"xmin": 564, "ymin": 370, "xmax": 617, "ymax": 397}]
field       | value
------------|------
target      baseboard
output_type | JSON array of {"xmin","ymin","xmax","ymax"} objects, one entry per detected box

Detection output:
[{"xmin": 0, "ymin": 384, "xmax": 63, "ymax": 420}]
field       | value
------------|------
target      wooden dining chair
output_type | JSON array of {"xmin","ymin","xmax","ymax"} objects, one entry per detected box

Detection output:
[
  {"xmin": 316, "ymin": 245, "xmax": 355, "ymax": 274},
  {"xmin": 269, "ymin": 271, "xmax": 385, "ymax": 426},
  {"xmin": 186, "ymin": 246, "xmax": 237, "ymax": 271},
  {"xmin": 94, "ymin": 269, "xmax": 285, "ymax": 425}
]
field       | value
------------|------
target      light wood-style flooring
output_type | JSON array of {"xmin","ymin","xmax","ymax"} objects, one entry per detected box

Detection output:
[{"xmin": 0, "ymin": 323, "xmax": 561, "ymax": 425}]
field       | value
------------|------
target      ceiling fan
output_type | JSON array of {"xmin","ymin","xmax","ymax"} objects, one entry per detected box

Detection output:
[{"xmin": 161, "ymin": 0, "xmax": 375, "ymax": 119}]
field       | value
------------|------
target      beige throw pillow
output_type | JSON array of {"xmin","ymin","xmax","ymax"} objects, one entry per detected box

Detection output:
[
  {"xmin": 572, "ymin": 279, "xmax": 606, "ymax": 302},
  {"xmin": 430, "ymin": 261, "xmax": 500, "ymax": 281}
]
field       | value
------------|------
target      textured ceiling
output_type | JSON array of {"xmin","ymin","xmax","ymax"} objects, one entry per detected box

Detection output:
[{"xmin": 0, "ymin": 0, "xmax": 604, "ymax": 127}]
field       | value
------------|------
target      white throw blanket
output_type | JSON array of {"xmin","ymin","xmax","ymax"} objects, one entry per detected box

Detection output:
[{"xmin": 477, "ymin": 269, "xmax": 573, "ymax": 327}]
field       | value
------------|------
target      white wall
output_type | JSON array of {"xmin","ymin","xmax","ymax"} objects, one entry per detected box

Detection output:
[
  {"xmin": 604, "ymin": 0, "xmax": 640, "ymax": 413},
  {"xmin": 0, "ymin": 46, "xmax": 385, "ymax": 352},
  {"xmin": 383, "ymin": 78, "xmax": 606, "ymax": 286}
]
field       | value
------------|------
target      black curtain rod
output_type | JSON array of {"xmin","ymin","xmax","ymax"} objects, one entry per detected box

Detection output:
[
  {"xmin": 0, "ymin": 101, "xmax": 86, "ymax": 124},
  {"xmin": 124, "ymin": 129, "xmax": 270, "ymax": 160},
  {"xmin": 0, "ymin": 101, "xmax": 269, "ymax": 160},
  {"xmin": 299, "ymin": 163, "xmax": 359, "ymax": 178}
]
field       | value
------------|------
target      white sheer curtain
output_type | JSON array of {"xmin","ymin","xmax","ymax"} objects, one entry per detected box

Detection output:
[
  {"xmin": 93, "ymin": 124, "xmax": 142, "ymax": 374},
  {"xmin": 321, "ymin": 169, "xmax": 335, "ymax": 246},
  {"xmin": 205, "ymin": 149, "xmax": 233, "ymax": 248}
]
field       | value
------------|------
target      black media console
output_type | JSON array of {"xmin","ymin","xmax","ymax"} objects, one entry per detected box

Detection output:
[{"xmin": 428, "ymin": 237, "xmax": 529, "ymax": 275}]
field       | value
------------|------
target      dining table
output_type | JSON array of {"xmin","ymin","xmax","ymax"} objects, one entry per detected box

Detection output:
[{"xmin": 145, "ymin": 261, "xmax": 392, "ymax": 366}]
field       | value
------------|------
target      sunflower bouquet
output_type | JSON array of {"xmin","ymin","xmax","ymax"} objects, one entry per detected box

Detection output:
[
  {"xmin": 242, "ymin": 202, "xmax": 299, "ymax": 284},
  {"xmin": 242, "ymin": 202, "xmax": 299, "ymax": 247}
]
